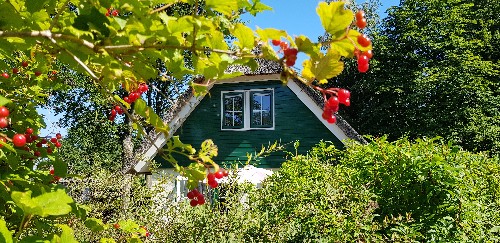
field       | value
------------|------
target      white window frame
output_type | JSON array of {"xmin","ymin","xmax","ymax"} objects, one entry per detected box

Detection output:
[{"xmin": 220, "ymin": 88, "xmax": 275, "ymax": 131}]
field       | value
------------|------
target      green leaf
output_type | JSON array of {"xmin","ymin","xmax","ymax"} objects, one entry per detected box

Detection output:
[
  {"xmin": 316, "ymin": 2, "xmax": 353, "ymax": 39},
  {"xmin": 100, "ymin": 238, "xmax": 117, "ymax": 243},
  {"xmin": 295, "ymin": 35, "xmax": 320, "ymax": 59},
  {"xmin": 11, "ymin": 189, "xmax": 74, "ymax": 217},
  {"xmin": 53, "ymin": 224, "xmax": 78, "ymax": 243},
  {"xmin": 233, "ymin": 23, "xmax": 255, "ymax": 50},
  {"xmin": 0, "ymin": 218, "xmax": 13, "ymax": 243},
  {"xmin": 301, "ymin": 48, "xmax": 344, "ymax": 83},
  {"xmin": 0, "ymin": 95, "xmax": 12, "ymax": 106},
  {"xmin": 84, "ymin": 218, "xmax": 106, "ymax": 232},
  {"xmin": 256, "ymin": 28, "xmax": 288, "ymax": 42},
  {"xmin": 206, "ymin": 0, "xmax": 238, "ymax": 16}
]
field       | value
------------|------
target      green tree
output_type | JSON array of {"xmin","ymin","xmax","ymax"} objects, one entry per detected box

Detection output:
[{"xmin": 339, "ymin": 0, "xmax": 500, "ymax": 155}]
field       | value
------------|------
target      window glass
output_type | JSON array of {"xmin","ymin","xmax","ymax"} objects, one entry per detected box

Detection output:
[
  {"xmin": 222, "ymin": 93, "xmax": 244, "ymax": 128},
  {"xmin": 251, "ymin": 92, "xmax": 272, "ymax": 128}
]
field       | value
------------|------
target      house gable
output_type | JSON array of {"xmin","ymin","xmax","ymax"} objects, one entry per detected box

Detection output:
[
  {"xmin": 154, "ymin": 79, "xmax": 344, "ymax": 168},
  {"xmin": 133, "ymin": 75, "xmax": 364, "ymax": 173}
]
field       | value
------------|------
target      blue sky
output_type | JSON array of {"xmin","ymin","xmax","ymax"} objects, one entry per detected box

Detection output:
[{"xmin": 40, "ymin": 0, "xmax": 400, "ymax": 137}]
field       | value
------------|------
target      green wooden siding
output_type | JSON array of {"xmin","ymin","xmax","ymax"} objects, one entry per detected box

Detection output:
[{"xmin": 156, "ymin": 80, "xmax": 344, "ymax": 168}]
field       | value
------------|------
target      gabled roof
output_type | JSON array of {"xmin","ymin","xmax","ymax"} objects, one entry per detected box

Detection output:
[{"xmin": 130, "ymin": 61, "xmax": 366, "ymax": 174}]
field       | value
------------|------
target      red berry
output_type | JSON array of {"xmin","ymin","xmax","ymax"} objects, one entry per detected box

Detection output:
[
  {"xmin": 0, "ymin": 117, "xmax": 8, "ymax": 128},
  {"xmin": 55, "ymin": 141, "xmax": 62, "ymax": 148},
  {"xmin": 36, "ymin": 142, "xmax": 42, "ymax": 148},
  {"xmin": 222, "ymin": 169, "xmax": 229, "ymax": 177},
  {"xmin": 47, "ymin": 148, "xmax": 53, "ymax": 154},
  {"xmin": 12, "ymin": 134, "xmax": 26, "ymax": 147},
  {"xmin": 109, "ymin": 115, "xmax": 115, "ymax": 121},
  {"xmin": 123, "ymin": 96, "xmax": 131, "ymax": 103},
  {"xmin": 285, "ymin": 57, "xmax": 296, "ymax": 67},
  {"xmin": 129, "ymin": 92, "xmax": 140, "ymax": 102},
  {"xmin": 356, "ymin": 18, "xmax": 367, "ymax": 29},
  {"xmin": 271, "ymin": 39, "xmax": 281, "ymax": 46},
  {"xmin": 190, "ymin": 199, "xmax": 198, "ymax": 207},
  {"xmin": 22, "ymin": 61, "xmax": 28, "ymax": 67},
  {"xmin": 56, "ymin": 133, "xmax": 62, "ymax": 139},
  {"xmin": 337, "ymin": 89, "xmax": 351, "ymax": 105},
  {"xmin": 361, "ymin": 50, "xmax": 373, "ymax": 59},
  {"xmin": 53, "ymin": 175, "xmax": 61, "ymax": 181},
  {"xmin": 114, "ymin": 105, "xmax": 122, "ymax": 112},
  {"xmin": 12, "ymin": 68, "xmax": 19, "ymax": 74},
  {"xmin": 139, "ymin": 84, "xmax": 149, "ymax": 93},
  {"xmin": 26, "ymin": 128, "xmax": 34, "ymax": 135},
  {"xmin": 111, "ymin": 109, "xmax": 117, "ymax": 116},
  {"xmin": 0, "ymin": 106, "xmax": 9, "ymax": 118},
  {"xmin": 187, "ymin": 191, "xmax": 195, "ymax": 199},
  {"xmin": 279, "ymin": 42, "xmax": 289, "ymax": 50},
  {"xmin": 208, "ymin": 180, "xmax": 218, "ymax": 188},
  {"xmin": 105, "ymin": 12, "xmax": 110, "ymax": 16},
  {"xmin": 357, "ymin": 34, "xmax": 371, "ymax": 47},
  {"xmin": 327, "ymin": 96, "xmax": 339, "ymax": 110},
  {"xmin": 322, "ymin": 109, "xmax": 333, "ymax": 120},
  {"xmin": 215, "ymin": 171, "xmax": 224, "ymax": 179},
  {"xmin": 357, "ymin": 55, "xmax": 369, "ymax": 73},
  {"xmin": 113, "ymin": 223, "xmax": 120, "ymax": 229},
  {"xmin": 358, "ymin": 62, "xmax": 369, "ymax": 73},
  {"xmin": 34, "ymin": 151, "xmax": 41, "ymax": 157},
  {"xmin": 31, "ymin": 135, "xmax": 38, "ymax": 140},
  {"xmin": 197, "ymin": 196, "xmax": 205, "ymax": 205},
  {"xmin": 284, "ymin": 48, "xmax": 298, "ymax": 57},
  {"xmin": 207, "ymin": 173, "xmax": 215, "ymax": 182},
  {"xmin": 50, "ymin": 168, "xmax": 54, "ymax": 175},
  {"xmin": 2, "ymin": 72, "xmax": 9, "ymax": 79},
  {"xmin": 41, "ymin": 138, "xmax": 47, "ymax": 144},
  {"xmin": 50, "ymin": 137, "xmax": 57, "ymax": 143},
  {"xmin": 111, "ymin": 9, "xmax": 119, "ymax": 16},
  {"xmin": 34, "ymin": 71, "xmax": 42, "ymax": 76},
  {"xmin": 327, "ymin": 115, "xmax": 337, "ymax": 124},
  {"xmin": 355, "ymin": 10, "xmax": 365, "ymax": 21}
]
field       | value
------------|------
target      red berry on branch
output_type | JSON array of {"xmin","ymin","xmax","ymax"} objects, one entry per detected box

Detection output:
[
  {"xmin": 337, "ymin": 89, "xmax": 351, "ymax": 105},
  {"xmin": 129, "ymin": 92, "xmax": 140, "ymax": 102},
  {"xmin": 12, "ymin": 68, "xmax": 19, "ymax": 74},
  {"xmin": 55, "ymin": 141, "xmax": 62, "ymax": 148},
  {"xmin": 187, "ymin": 191, "xmax": 195, "ymax": 199},
  {"xmin": 123, "ymin": 96, "xmax": 131, "ymax": 103},
  {"xmin": 109, "ymin": 115, "xmax": 115, "ymax": 121},
  {"xmin": 357, "ymin": 34, "xmax": 371, "ymax": 47},
  {"xmin": 139, "ymin": 84, "xmax": 149, "ymax": 93},
  {"xmin": 356, "ymin": 18, "xmax": 367, "ymax": 29},
  {"xmin": 36, "ymin": 142, "xmax": 42, "ymax": 148},
  {"xmin": 215, "ymin": 170, "xmax": 224, "ymax": 179},
  {"xmin": 41, "ymin": 138, "xmax": 47, "ymax": 144},
  {"xmin": 279, "ymin": 42, "xmax": 289, "ymax": 50},
  {"xmin": 50, "ymin": 137, "xmax": 58, "ymax": 143},
  {"xmin": 355, "ymin": 10, "xmax": 365, "ymax": 21},
  {"xmin": 0, "ymin": 117, "xmax": 8, "ymax": 128},
  {"xmin": 271, "ymin": 39, "xmax": 281, "ymax": 46},
  {"xmin": 56, "ymin": 133, "xmax": 62, "ymax": 139},
  {"xmin": 197, "ymin": 195, "xmax": 205, "ymax": 205},
  {"xmin": 22, "ymin": 61, "xmax": 28, "ymax": 67},
  {"xmin": 2, "ymin": 72, "xmax": 9, "ymax": 79},
  {"xmin": 207, "ymin": 173, "xmax": 215, "ymax": 182},
  {"xmin": 327, "ymin": 115, "xmax": 337, "ymax": 124},
  {"xmin": 34, "ymin": 151, "xmax": 41, "ymax": 157},
  {"xmin": 47, "ymin": 148, "xmax": 53, "ymax": 154},
  {"xmin": 361, "ymin": 50, "xmax": 373, "ymax": 59},
  {"xmin": 357, "ymin": 55, "xmax": 369, "ymax": 73},
  {"xmin": 190, "ymin": 199, "xmax": 198, "ymax": 207},
  {"xmin": 0, "ymin": 106, "xmax": 9, "ymax": 118},
  {"xmin": 358, "ymin": 62, "xmax": 369, "ymax": 73},
  {"xmin": 326, "ymin": 96, "xmax": 339, "ymax": 110},
  {"xmin": 113, "ymin": 223, "xmax": 120, "ymax": 229},
  {"xmin": 208, "ymin": 180, "xmax": 218, "ymax": 188},
  {"xmin": 13, "ymin": 134, "xmax": 26, "ymax": 147},
  {"xmin": 111, "ymin": 9, "xmax": 119, "ymax": 16},
  {"xmin": 285, "ymin": 57, "xmax": 297, "ymax": 67},
  {"xmin": 111, "ymin": 109, "xmax": 117, "ymax": 116},
  {"xmin": 34, "ymin": 71, "xmax": 42, "ymax": 76},
  {"xmin": 26, "ymin": 128, "xmax": 34, "ymax": 135},
  {"xmin": 222, "ymin": 169, "xmax": 229, "ymax": 177},
  {"xmin": 50, "ymin": 168, "xmax": 54, "ymax": 175},
  {"xmin": 284, "ymin": 48, "xmax": 298, "ymax": 57}
]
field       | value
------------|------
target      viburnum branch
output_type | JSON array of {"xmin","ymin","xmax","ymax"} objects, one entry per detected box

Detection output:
[{"xmin": 149, "ymin": 3, "xmax": 175, "ymax": 14}]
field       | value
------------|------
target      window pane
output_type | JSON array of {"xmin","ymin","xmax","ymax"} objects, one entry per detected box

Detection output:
[
  {"xmin": 252, "ymin": 95, "xmax": 262, "ymax": 110},
  {"xmin": 252, "ymin": 111, "xmax": 261, "ymax": 125},
  {"xmin": 261, "ymin": 95, "xmax": 271, "ymax": 110},
  {"xmin": 223, "ymin": 93, "xmax": 244, "ymax": 128},
  {"xmin": 262, "ymin": 111, "xmax": 272, "ymax": 126}
]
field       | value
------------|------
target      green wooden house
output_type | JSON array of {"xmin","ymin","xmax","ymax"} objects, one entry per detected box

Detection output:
[{"xmin": 131, "ymin": 60, "xmax": 364, "ymax": 195}]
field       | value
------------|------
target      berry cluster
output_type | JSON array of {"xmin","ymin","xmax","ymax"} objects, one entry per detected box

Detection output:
[
  {"xmin": 2, "ymin": 61, "xmax": 43, "ymax": 80},
  {"xmin": 206, "ymin": 168, "xmax": 229, "ymax": 189},
  {"xmin": 49, "ymin": 166, "xmax": 61, "ymax": 182},
  {"xmin": 354, "ymin": 10, "xmax": 373, "ymax": 73},
  {"xmin": 109, "ymin": 83, "xmax": 148, "ymax": 121},
  {"xmin": 316, "ymin": 88, "xmax": 351, "ymax": 124},
  {"xmin": 271, "ymin": 40, "xmax": 298, "ymax": 67},
  {"xmin": 105, "ymin": 8, "xmax": 119, "ymax": 17},
  {"xmin": 187, "ymin": 188, "xmax": 205, "ymax": 207},
  {"xmin": 0, "ymin": 106, "xmax": 63, "ymax": 156}
]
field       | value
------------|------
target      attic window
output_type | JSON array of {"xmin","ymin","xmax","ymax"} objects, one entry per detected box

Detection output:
[{"xmin": 221, "ymin": 89, "xmax": 274, "ymax": 130}]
